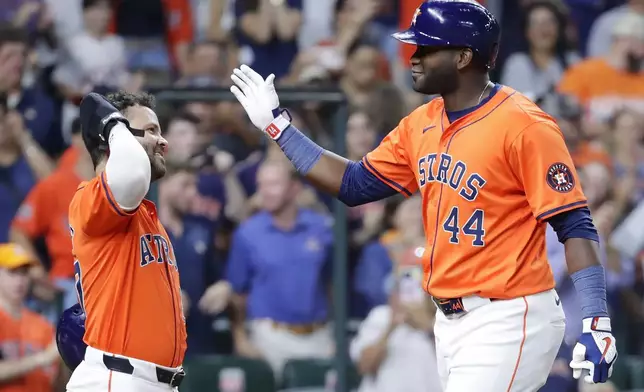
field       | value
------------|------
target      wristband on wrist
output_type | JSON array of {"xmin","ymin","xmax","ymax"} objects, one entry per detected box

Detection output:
[{"xmin": 583, "ymin": 316, "xmax": 611, "ymax": 333}]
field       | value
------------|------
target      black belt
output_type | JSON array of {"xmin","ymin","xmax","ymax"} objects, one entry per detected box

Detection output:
[
  {"xmin": 103, "ymin": 354, "xmax": 185, "ymax": 388},
  {"xmin": 433, "ymin": 297, "xmax": 500, "ymax": 316}
]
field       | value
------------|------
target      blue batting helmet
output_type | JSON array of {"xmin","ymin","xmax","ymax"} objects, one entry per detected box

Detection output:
[
  {"xmin": 392, "ymin": 0, "xmax": 501, "ymax": 69},
  {"xmin": 56, "ymin": 304, "xmax": 87, "ymax": 371}
]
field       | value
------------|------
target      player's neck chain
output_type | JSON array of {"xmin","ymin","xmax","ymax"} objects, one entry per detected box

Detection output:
[{"xmin": 477, "ymin": 81, "xmax": 493, "ymax": 105}]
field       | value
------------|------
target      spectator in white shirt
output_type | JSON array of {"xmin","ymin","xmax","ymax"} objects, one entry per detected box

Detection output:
[
  {"xmin": 586, "ymin": 0, "xmax": 644, "ymax": 57},
  {"xmin": 53, "ymin": 0, "xmax": 142, "ymax": 103},
  {"xmin": 501, "ymin": 1, "xmax": 578, "ymax": 104},
  {"xmin": 350, "ymin": 260, "xmax": 442, "ymax": 392}
]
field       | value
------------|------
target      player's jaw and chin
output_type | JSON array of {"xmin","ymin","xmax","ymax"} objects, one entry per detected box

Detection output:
[{"xmin": 410, "ymin": 48, "xmax": 461, "ymax": 96}]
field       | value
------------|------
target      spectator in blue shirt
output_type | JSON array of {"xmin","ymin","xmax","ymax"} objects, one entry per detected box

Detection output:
[
  {"xmin": 0, "ymin": 24, "xmax": 63, "ymax": 158},
  {"xmin": 0, "ymin": 98, "xmax": 54, "ymax": 243},
  {"xmin": 235, "ymin": 0, "xmax": 303, "ymax": 79},
  {"xmin": 226, "ymin": 159, "xmax": 334, "ymax": 376}
]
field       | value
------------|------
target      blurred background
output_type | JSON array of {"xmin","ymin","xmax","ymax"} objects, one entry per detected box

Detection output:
[{"xmin": 0, "ymin": 0, "xmax": 643, "ymax": 391}]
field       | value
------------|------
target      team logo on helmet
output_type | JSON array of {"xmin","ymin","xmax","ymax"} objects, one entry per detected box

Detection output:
[
  {"xmin": 411, "ymin": 7, "xmax": 421, "ymax": 26},
  {"xmin": 546, "ymin": 163, "xmax": 575, "ymax": 193}
]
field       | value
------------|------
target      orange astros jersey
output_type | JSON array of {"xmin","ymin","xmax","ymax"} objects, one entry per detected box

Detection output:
[
  {"xmin": 68, "ymin": 172, "xmax": 187, "ymax": 367},
  {"xmin": 364, "ymin": 86, "xmax": 586, "ymax": 299}
]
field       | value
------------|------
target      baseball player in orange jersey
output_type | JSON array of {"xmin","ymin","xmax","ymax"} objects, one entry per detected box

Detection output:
[
  {"xmin": 64, "ymin": 91, "xmax": 187, "ymax": 391},
  {"xmin": 231, "ymin": 1, "xmax": 618, "ymax": 391}
]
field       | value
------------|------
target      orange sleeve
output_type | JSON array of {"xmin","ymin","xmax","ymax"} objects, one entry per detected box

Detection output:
[
  {"xmin": 11, "ymin": 180, "xmax": 52, "ymax": 238},
  {"xmin": 363, "ymin": 118, "xmax": 418, "ymax": 197},
  {"xmin": 69, "ymin": 173, "xmax": 137, "ymax": 236},
  {"xmin": 508, "ymin": 121, "xmax": 587, "ymax": 222}
]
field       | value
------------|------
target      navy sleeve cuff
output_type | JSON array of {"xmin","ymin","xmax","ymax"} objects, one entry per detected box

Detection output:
[
  {"xmin": 547, "ymin": 207, "xmax": 599, "ymax": 243},
  {"xmin": 338, "ymin": 160, "xmax": 398, "ymax": 206}
]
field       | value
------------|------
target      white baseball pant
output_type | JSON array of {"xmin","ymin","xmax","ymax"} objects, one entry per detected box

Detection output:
[
  {"xmin": 434, "ymin": 289, "xmax": 566, "ymax": 392},
  {"xmin": 66, "ymin": 346, "xmax": 181, "ymax": 392}
]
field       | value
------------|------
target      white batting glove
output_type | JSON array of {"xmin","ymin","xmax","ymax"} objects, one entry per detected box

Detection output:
[
  {"xmin": 570, "ymin": 317, "xmax": 618, "ymax": 384},
  {"xmin": 230, "ymin": 65, "xmax": 288, "ymax": 139}
]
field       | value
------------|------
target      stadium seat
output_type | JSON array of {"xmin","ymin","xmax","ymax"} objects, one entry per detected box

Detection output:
[
  {"xmin": 179, "ymin": 355, "xmax": 275, "ymax": 392},
  {"xmin": 281, "ymin": 359, "xmax": 361, "ymax": 390}
]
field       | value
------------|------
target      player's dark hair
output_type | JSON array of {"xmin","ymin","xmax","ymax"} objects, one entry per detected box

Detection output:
[
  {"xmin": 106, "ymin": 91, "xmax": 156, "ymax": 113},
  {"xmin": 86, "ymin": 91, "xmax": 157, "ymax": 168},
  {"xmin": 0, "ymin": 24, "xmax": 28, "ymax": 49}
]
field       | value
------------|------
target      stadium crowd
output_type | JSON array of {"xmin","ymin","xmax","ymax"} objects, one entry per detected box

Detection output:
[{"xmin": 0, "ymin": 0, "xmax": 643, "ymax": 391}]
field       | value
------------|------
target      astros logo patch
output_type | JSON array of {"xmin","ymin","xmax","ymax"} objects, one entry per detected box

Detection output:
[{"xmin": 546, "ymin": 163, "xmax": 574, "ymax": 193}]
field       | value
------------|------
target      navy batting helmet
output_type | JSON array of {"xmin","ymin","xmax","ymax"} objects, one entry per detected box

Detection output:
[
  {"xmin": 392, "ymin": 0, "xmax": 501, "ymax": 69},
  {"xmin": 56, "ymin": 304, "xmax": 87, "ymax": 371}
]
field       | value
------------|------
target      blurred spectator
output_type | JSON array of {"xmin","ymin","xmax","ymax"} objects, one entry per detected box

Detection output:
[
  {"xmin": 176, "ymin": 40, "xmax": 230, "ymax": 87},
  {"xmin": 158, "ymin": 163, "xmax": 228, "ymax": 356},
  {"xmin": 235, "ymin": 0, "xmax": 302, "ymax": 80},
  {"xmin": 286, "ymin": 0, "xmax": 381, "ymax": 86},
  {"xmin": 501, "ymin": 1, "xmax": 579, "ymax": 102},
  {"xmin": 586, "ymin": 0, "xmax": 644, "ymax": 57},
  {"xmin": 226, "ymin": 160, "xmax": 334, "ymax": 376},
  {"xmin": 0, "ymin": 243, "xmax": 60, "ymax": 391},
  {"xmin": 0, "ymin": 0, "xmax": 58, "ymax": 65},
  {"xmin": 340, "ymin": 43, "xmax": 399, "ymax": 113},
  {"xmin": 558, "ymin": 11, "xmax": 644, "ymax": 124},
  {"xmin": 43, "ymin": 0, "xmax": 83, "ymax": 42},
  {"xmin": 345, "ymin": 110, "xmax": 387, "ymax": 254},
  {"xmin": 551, "ymin": 94, "xmax": 613, "ymax": 170},
  {"xmin": 53, "ymin": 0, "xmax": 143, "ymax": 106},
  {"xmin": 192, "ymin": 0, "xmax": 236, "ymax": 42},
  {"xmin": 163, "ymin": 111, "xmax": 201, "ymax": 164},
  {"xmin": 350, "ymin": 246, "xmax": 441, "ymax": 392},
  {"xmin": 611, "ymin": 108, "xmax": 644, "ymax": 205},
  {"xmin": 354, "ymin": 195, "xmax": 423, "ymax": 314},
  {"xmin": 110, "ymin": 0, "xmax": 194, "ymax": 80},
  {"xmin": 9, "ymin": 118, "xmax": 92, "ymax": 319},
  {"xmin": 298, "ymin": 0, "xmax": 335, "ymax": 51},
  {"xmin": 0, "ymin": 24, "xmax": 63, "ymax": 157},
  {"xmin": 0, "ymin": 96, "xmax": 55, "ymax": 243}
]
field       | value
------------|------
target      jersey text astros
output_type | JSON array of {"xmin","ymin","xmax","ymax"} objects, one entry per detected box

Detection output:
[
  {"xmin": 364, "ymin": 86, "xmax": 586, "ymax": 300},
  {"xmin": 68, "ymin": 172, "xmax": 187, "ymax": 367}
]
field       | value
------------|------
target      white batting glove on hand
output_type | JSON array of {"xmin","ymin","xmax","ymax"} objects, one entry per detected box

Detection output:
[
  {"xmin": 570, "ymin": 317, "xmax": 618, "ymax": 384},
  {"xmin": 230, "ymin": 65, "xmax": 290, "ymax": 139}
]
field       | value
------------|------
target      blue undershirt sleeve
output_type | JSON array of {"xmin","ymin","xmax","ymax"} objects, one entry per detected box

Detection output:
[{"xmin": 338, "ymin": 160, "xmax": 399, "ymax": 206}]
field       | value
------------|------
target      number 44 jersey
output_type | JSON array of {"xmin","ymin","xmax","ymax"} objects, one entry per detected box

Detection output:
[{"xmin": 363, "ymin": 85, "xmax": 587, "ymax": 300}]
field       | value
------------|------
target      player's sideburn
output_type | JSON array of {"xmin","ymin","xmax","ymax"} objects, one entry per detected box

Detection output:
[{"xmin": 414, "ymin": 98, "xmax": 554, "ymax": 300}]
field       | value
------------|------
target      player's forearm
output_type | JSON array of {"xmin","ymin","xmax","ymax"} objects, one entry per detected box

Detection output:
[
  {"xmin": 105, "ymin": 123, "xmax": 151, "ymax": 210},
  {"xmin": 0, "ymin": 354, "xmax": 50, "ymax": 382},
  {"xmin": 271, "ymin": 120, "xmax": 395, "ymax": 205},
  {"xmin": 304, "ymin": 152, "xmax": 349, "ymax": 195},
  {"xmin": 565, "ymin": 238, "xmax": 609, "ymax": 318}
]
